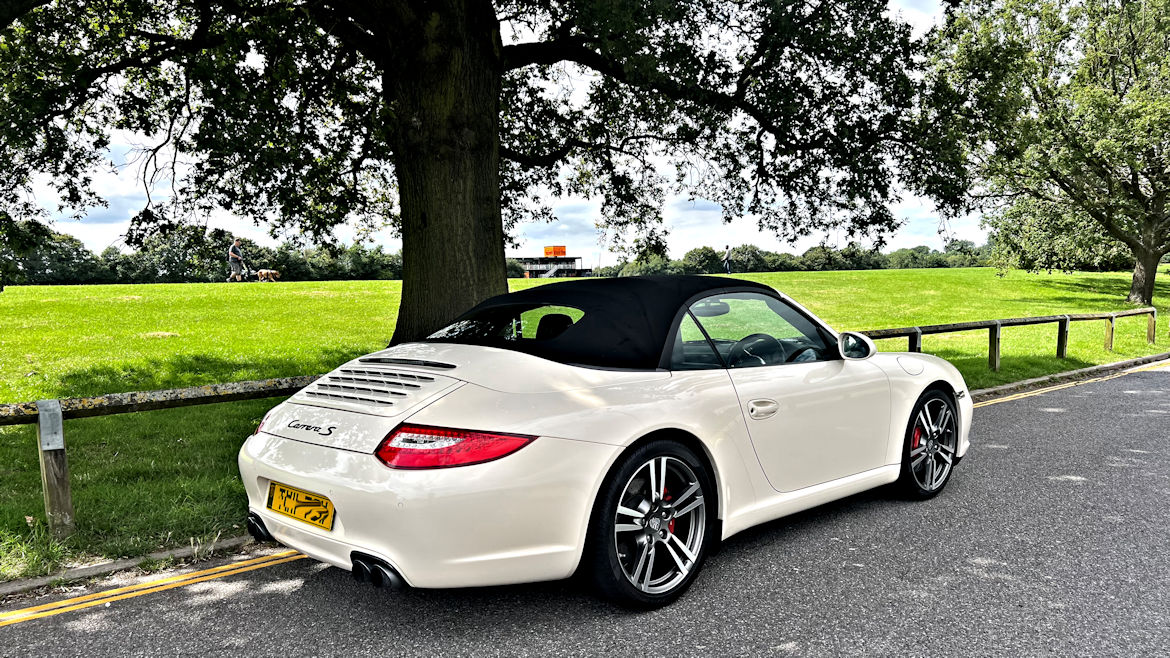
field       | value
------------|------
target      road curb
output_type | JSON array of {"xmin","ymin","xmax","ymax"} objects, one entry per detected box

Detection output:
[
  {"xmin": 0, "ymin": 534, "xmax": 254, "ymax": 598},
  {"xmin": 970, "ymin": 351, "xmax": 1170, "ymax": 402}
]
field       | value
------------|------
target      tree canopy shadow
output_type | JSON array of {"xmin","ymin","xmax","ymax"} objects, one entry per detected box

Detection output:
[{"xmin": 50, "ymin": 348, "xmax": 362, "ymax": 399}]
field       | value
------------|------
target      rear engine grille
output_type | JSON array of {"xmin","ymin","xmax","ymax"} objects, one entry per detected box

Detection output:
[{"xmin": 296, "ymin": 366, "xmax": 451, "ymax": 410}]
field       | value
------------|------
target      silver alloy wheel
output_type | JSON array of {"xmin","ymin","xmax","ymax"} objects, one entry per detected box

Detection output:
[
  {"xmin": 910, "ymin": 397, "xmax": 958, "ymax": 491},
  {"xmin": 613, "ymin": 455, "xmax": 706, "ymax": 594}
]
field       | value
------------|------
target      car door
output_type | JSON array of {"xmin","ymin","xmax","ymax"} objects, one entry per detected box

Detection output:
[{"xmin": 684, "ymin": 292, "xmax": 891, "ymax": 493}]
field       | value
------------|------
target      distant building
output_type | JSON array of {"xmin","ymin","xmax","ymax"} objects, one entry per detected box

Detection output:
[{"xmin": 514, "ymin": 246, "xmax": 593, "ymax": 278}]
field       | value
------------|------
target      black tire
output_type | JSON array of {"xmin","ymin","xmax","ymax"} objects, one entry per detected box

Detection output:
[
  {"xmin": 583, "ymin": 439, "xmax": 715, "ymax": 608},
  {"xmin": 895, "ymin": 389, "xmax": 960, "ymax": 499}
]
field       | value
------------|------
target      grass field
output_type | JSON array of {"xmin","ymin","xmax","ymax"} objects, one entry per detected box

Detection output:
[{"xmin": 1, "ymin": 267, "xmax": 1167, "ymax": 579}]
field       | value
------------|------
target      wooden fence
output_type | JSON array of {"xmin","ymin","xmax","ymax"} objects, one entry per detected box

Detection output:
[
  {"xmin": 0, "ymin": 307, "xmax": 1159, "ymax": 538},
  {"xmin": 860, "ymin": 307, "xmax": 1157, "ymax": 372}
]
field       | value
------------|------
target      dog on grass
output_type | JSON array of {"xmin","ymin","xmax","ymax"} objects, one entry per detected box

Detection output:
[{"xmin": 256, "ymin": 269, "xmax": 281, "ymax": 282}]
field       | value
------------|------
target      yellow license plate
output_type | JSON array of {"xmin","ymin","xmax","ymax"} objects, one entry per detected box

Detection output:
[{"xmin": 266, "ymin": 481, "xmax": 335, "ymax": 531}]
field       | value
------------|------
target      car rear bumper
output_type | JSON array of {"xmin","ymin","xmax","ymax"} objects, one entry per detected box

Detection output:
[{"xmin": 238, "ymin": 432, "xmax": 619, "ymax": 589}]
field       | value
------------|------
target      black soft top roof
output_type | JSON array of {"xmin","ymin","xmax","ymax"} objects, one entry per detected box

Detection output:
[{"xmin": 427, "ymin": 275, "xmax": 776, "ymax": 370}]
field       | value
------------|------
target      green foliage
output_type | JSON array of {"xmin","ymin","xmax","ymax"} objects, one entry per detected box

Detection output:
[
  {"xmin": 681, "ymin": 246, "xmax": 723, "ymax": 275},
  {"xmin": 594, "ymin": 262, "xmax": 627, "ymax": 278},
  {"xmin": 9, "ymin": 225, "xmax": 405, "ymax": 284},
  {"xmin": 888, "ymin": 245, "xmax": 948, "ymax": 270},
  {"xmin": 602, "ymin": 242, "xmax": 986, "ymax": 276},
  {"xmin": 505, "ymin": 258, "xmax": 525, "ymax": 278},
  {"xmin": 764, "ymin": 251, "xmax": 805, "ymax": 272},
  {"xmin": 727, "ymin": 245, "xmax": 768, "ymax": 273},
  {"xmin": 984, "ymin": 199, "xmax": 1132, "ymax": 272},
  {"xmin": 931, "ymin": 0, "xmax": 1170, "ymax": 302},
  {"xmin": 0, "ymin": 215, "xmax": 51, "ymax": 290},
  {"xmin": 0, "ymin": 1, "xmax": 964, "ymax": 255},
  {"xmin": 619, "ymin": 254, "xmax": 686, "ymax": 277}
]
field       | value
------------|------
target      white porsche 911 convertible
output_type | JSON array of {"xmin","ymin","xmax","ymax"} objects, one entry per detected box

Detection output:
[{"xmin": 239, "ymin": 275, "xmax": 971, "ymax": 607}]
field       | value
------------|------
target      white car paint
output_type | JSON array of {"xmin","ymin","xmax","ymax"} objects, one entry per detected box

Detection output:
[{"xmin": 239, "ymin": 311, "xmax": 971, "ymax": 590}]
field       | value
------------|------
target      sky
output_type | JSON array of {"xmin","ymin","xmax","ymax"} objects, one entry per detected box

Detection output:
[{"xmin": 34, "ymin": 0, "xmax": 981, "ymax": 268}]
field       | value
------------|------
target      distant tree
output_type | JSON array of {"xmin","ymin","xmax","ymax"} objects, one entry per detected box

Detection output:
[
  {"xmin": 681, "ymin": 247, "xmax": 723, "ymax": 275},
  {"xmin": 594, "ymin": 262, "xmax": 627, "ymax": 278},
  {"xmin": 763, "ymin": 251, "xmax": 805, "ymax": 272},
  {"xmin": 18, "ymin": 231, "xmax": 107, "ymax": 284},
  {"xmin": 0, "ymin": 216, "xmax": 50, "ymax": 290},
  {"xmin": 730, "ymin": 245, "xmax": 769, "ymax": 273},
  {"xmin": 505, "ymin": 258, "xmax": 525, "ymax": 279},
  {"xmin": 270, "ymin": 246, "xmax": 313, "ymax": 281},
  {"xmin": 341, "ymin": 243, "xmax": 401, "ymax": 280},
  {"xmin": 800, "ymin": 246, "xmax": 845, "ymax": 272},
  {"xmin": 931, "ymin": 0, "xmax": 1170, "ymax": 302},
  {"xmin": 619, "ymin": 254, "xmax": 685, "ymax": 277},
  {"xmin": 888, "ymin": 245, "xmax": 947, "ymax": 269},
  {"xmin": 941, "ymin": 239, "xmax": 989, "ymax": 268},
  {"xmin": 838, "ymin": 242, "xmax": 889, "ymax": 270},
  {"xmin": 306, "ymin": 247, "xmax": 346, "ymax": 281}
]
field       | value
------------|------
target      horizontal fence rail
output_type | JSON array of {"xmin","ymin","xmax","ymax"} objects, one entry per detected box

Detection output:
[
  {"xmin": 0, "ymin": 306, "xmax": 1160, "ymax": 538},
  {"xmin": 861, "ymin": 307, "xmax": 1157, "ymax": 372},
  {"xmin": 0, "ymin": 375, "xmax": 320, "ymax": 428}
]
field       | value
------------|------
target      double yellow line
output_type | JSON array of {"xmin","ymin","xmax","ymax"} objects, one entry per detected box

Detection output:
[
  {"xmin": 973, "ymin": 358, "xmax": 1170, "ymax": 409},
  {"xmin": 0, "ymin": 550, "xmax": 305, "ymax": 627}
]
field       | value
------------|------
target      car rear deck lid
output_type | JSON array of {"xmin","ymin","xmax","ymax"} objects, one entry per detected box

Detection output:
[{"xmin": 292, "ymin": 364, "xmax": 460, "ymax": 416}]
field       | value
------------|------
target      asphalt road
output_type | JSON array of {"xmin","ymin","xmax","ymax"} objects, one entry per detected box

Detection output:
[{"xmin": 3, "ymin": 365, "xmax": 1169, "ymax": 657}]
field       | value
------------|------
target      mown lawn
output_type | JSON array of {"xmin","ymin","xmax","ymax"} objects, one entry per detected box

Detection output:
[{"xmin": 1, "ymin": 267, "xmax": 1167, "ymax": 579}]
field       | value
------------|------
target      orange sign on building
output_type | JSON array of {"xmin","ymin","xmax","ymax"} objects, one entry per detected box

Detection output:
[{"xmin": 544, "ymin": 245, "xmax": 567, "ymax": 257}]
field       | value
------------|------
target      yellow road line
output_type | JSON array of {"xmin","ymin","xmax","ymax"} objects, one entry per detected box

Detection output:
[
  {"xmin": 974, "ymin": 358, "xmax": 1170, "ymax": 409},
  {"xmin": 0, "ymin": 552, "xmax": 305, "ymax": 627},
  {"xmin": 0, "ymin": 550, "xmax": 296, "ymax": 620}
]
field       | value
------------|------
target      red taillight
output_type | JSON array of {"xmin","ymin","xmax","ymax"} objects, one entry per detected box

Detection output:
[{"xmin": 375, "ymin": 424, "xmax": 535, "ymax": 469}]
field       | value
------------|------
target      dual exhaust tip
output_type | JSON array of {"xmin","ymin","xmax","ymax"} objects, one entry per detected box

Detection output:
[
  {"xmin": 246, "ymin": 512, "xmax": 275, "ymax": 543},
  {"xmin": 245, "ymin": 513, "xmax": 405, "ymax": 590},
  {"xmin": 351, "ymin": 552, "xmax": 406, "ymax": 590}
]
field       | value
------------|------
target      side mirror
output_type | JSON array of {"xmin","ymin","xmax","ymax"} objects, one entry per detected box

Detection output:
[{"xmin": 838, "ymin": 332, "xmax": 875, "ymax": 360}]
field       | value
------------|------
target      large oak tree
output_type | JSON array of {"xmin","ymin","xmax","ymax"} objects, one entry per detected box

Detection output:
[
  {"xmin": 1, "ymin": 1, "xmax": 956, "ymax": 340},
  {"xmin": 930, "ymin": 0, "xmax": 1170, "ymax": 304}
]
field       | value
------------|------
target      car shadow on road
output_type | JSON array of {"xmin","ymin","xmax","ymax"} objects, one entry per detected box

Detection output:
[{"xmin": 236, "ymin": 484, "xmax": 922, "ymax": 629}]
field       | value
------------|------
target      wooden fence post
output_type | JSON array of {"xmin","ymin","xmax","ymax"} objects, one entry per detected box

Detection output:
[
  {"xmin": 1104, "ymin": 315, "xmax": 1115, "ymax": 352},
  {"xmin": 989, "ymin": 321, "xmax": 1002, "ymax": 372},
  {"xmin": 908, "ymin": 328, "xmax": 923, "ymax": 353},
  {"xmin": 1148, "ymin": 310, "xmax": 1157, "ymax": 345},
  {"xmin": 35, "ymin": 400, "xmax": 75, "ymax": 539},
  {"xmin": 1056, "ymin": 315, "xmax": 1070, "ymax": 359}
]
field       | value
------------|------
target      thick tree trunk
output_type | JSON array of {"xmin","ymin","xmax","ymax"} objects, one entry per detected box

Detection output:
[
  {"xmin": 388, "ymin": 1, "xmax": 506, "ymax": 343},
  {"xmin": 1127, "ymin": 247, "xmax": 1161, "ymax": 305}
]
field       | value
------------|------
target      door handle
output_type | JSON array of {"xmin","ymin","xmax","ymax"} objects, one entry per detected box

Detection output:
[{"xmin": 747, "ymin": 398, "xmax": 779, "ymax": 420}]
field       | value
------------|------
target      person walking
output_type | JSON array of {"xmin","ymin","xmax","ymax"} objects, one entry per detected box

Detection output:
[
  {"xmin": 722, "ymin": 244, "xmax": 732, "ymax": 274},
  {"xmin": 227, "ymin": 238, "xmax": 245, "ymax": 282}
]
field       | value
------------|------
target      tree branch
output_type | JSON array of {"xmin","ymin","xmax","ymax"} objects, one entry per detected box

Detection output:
[{"xmin": 502, "ymin": 37, "xmax": 785, "ymax": 135}]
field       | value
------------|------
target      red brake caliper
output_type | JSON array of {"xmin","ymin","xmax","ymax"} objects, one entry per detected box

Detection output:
[
  {"xmin": 912, "ymin": 426, "xmax": 922, "ymax": 450},
  {"xmin": 664, "ymin": 488, "xmax": 675, "ymax": 534}
]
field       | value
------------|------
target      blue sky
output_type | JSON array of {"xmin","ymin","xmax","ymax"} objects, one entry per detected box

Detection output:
[{"xmin": 40, "ymin": 0, "xmax": 980, "ymax": 266}]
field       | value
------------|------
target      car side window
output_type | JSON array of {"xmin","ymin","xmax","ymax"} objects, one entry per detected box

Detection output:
[
  {"xmin": 688, "ymin": 292, "xmax": 836, "ymax": 368},
  {"xmin": 669, "ymin": 313, "xmax": 723, "ymax": 370}
]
